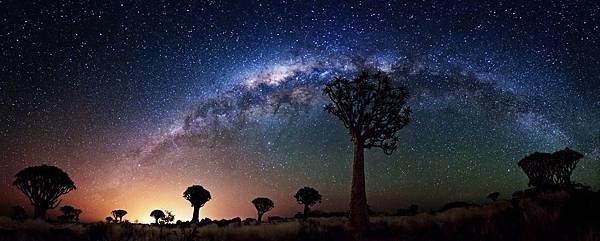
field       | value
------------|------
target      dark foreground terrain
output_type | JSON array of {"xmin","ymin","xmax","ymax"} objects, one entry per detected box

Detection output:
[{"xmin": 1, "ymin": 188, "xmax": 598, "ymax": 241}]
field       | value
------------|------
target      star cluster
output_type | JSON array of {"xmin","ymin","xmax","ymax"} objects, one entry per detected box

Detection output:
[{"xmin": 0, "ymin": 0, "xmax": 598, "ymax": 223}]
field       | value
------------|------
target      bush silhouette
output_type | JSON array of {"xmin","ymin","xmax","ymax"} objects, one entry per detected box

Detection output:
[
  {"xmin": 150, "ymin": 209, "xmax": 165, "ymax": 224},
  {"xmin": 324, "ymin": 71, "xmax": 411, "ymax": 232},
  {"xmin": 105, "ymin": 216, "xmax": 113, "ymax": 223},
  {"xmin": 11, "ymin": 205, "xmax": 28, "ymax": 221},
  {"xmin": 111, "ymin": 209, "xmax": 127, "ymax": 223},
  {"xmin": 58, "ymin": 205, "xmax": 81, "ymax": 223},
  {"xmin": 183, "ymin": 185, "xmax": 211, "ymax": 223},
  {"xmin": 161, "ymin": 210, "xmax": 175, "ymax": 224},
  {"xmin": 13, "ymin": 165, "xmax": 76, "ymax": 219},
  {"xmin": 294, "ymin": 187, "xmax": 322, "ymax": 219},
  {"xmin": 518, "ymin": 148, "xmax": 584, "ymax": 188},
  {"xmin": 251, "ymin": 197, "xmax": 274, "ymax": 223}
]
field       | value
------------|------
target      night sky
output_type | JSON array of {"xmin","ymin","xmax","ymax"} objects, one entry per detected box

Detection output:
[{"xmin": 1, "ymin": 0, "xmax": 599, "ymax": 223}]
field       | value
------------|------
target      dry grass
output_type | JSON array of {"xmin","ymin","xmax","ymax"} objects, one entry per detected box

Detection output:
[{"xmin": 1, "ymin": 189, "xmax": 598, "ymax": 241}]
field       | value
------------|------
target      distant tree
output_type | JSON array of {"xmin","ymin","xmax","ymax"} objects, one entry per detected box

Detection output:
[
  {"xmin": 161, "ymin": 210, "xmax": 175, "ymax": 224},
  {"xmin": 487, "ymin": 192, "xmax": 500, "ymax": 202},
  {"xmin": 150, "ymin": 209, "xmax": 165, "ymax": 224},
  {"xmin": 324, "ymin": 71, "xmax": 411, "ymax": 231},
  {"xmin": 251, "ymin": 197, "xmax": 274, "ymax": 223},
  {"xmin": 112, "ymin": 209, "xmax": 127, "ymax": 222},
  {"xmin": 13, "ymin": 165, "xmax": 76, "ymax": 219},
  {"xmin": 294, "ymin": 187, "xmax": 322, "ymax": 218},
  {"xmin": 11, "ymin": 205, "xmax": 28, "ymax": 221},
  {"xmin": 183, "ymin": 185, "xmax": 211, "ymax": 223},
  {"xmin": 105, "ymin": 216, "xmax": 113, "ymax": 223},
  {"xmin": 518, "ymin": 148, "xmax": 584, "ymax": 188},
  {"xmin": 59, "ymin": 205, "xmax": 76, "ymax": 222}
]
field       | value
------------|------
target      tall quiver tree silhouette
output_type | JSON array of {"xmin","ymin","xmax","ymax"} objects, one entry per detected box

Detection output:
[
  {"xmin": 251, "ymin": 197, "xmax": 274, "ymax": 223},
  {"xmin": 518, "ymin": 148, "xmax": 584, "ymax": 188},
  {"xmin": 150, "ymin": 210, "xmax": 165, "ymax": 224},
  {"xmin": 183, "ymin": 185, "xmax": 211, "ymax": 223},
  {"xmin": 13, "ymin": 165, "xmax": 76, "ymax": 219},
  {"xmin": 294, "ymin": 187, "xmax": 322, "ymax": 219},
  {"xmin": 324, "ymin": 71, "xmax": 411, "ymax": 231}
]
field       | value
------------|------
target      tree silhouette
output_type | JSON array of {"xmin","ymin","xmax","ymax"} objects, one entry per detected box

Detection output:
[
  {"xmin": 487, "ymin": 192, "xmax": 500, "ymax": 202},
  {"xmin": 112, "ymin": 209, "xmax": 127, "ymax": 223},
  {"xmin": 294, "ymin": 187, "xmax": 322, "ymax": 219},
  {"xmin": 11, "ymin": 205, "xmax": 28, "ymax": 221},
  {"xmin": 251, "ymin": 197, "xmax": 274, "ymax": 223},
  {"xmin": 150, "ymin": 209, "xmax": 165, "ymax": 224},
  {"xmin": 13, "ymin": 165, "xmax": 76, "ymax": 219},
  {"xmin": 183, "ymin": 185, "xmax": 211, "ymax": 223},
  {"xmin": 59, "ymin": 205, "xmax": 77, "ymax": 222},
  {"xmin": 324, "ymin": 71, "xmax": 411, "ymax": 231},
  {"xmin": 105, "ymin": 216, "xmax": 113, "ymax": 223},
  {"xmin": 518, "ymin": 148, "xmax": 584, "ymax": 188}
]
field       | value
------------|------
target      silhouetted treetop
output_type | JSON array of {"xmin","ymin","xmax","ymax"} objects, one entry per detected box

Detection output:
[
  {"xmin": 518, "ymin": 148, "xmax": 584, "ymax": 187},
  {"xmin": 183, "ymin": 185, "xmax": 211, "ymax": 207},
  {"xmin": 13, "ymin": 165, "xmax": 76, "ymax": 219},
  {"xmin": 294, "ymin": 187, "xmax": 322, "ymax": 218},
  {"xmin": 294, "ymin": 187, "xmax": 322, "ymax": 207},
  {"xmin": 324, "ymin": 71, "xmax": 411, "ymax": 154}
]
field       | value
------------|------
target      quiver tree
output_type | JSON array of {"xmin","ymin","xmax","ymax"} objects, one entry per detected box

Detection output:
[
  {"xmin": 293, "ymin": 187, "xmax": 322, "ymax": 218},
  {"xmin": 518, "ymin": 148, "xmax": 584, "ymax": 188},
  {"xmin": 150, "ymin": 209, "xmax": 165, "ymax": 224},
  {"xmin": 13, "ymin": 165, "xmax": 76, "ymax": 219},
  {"xmin": 324, "ymin": 71, "xmax": 411, "ymax": 231},
  {"xmin": 112, "ymin": 209, "xmax": 127, "ymax": 222},
  {"xmin": 183, "ymin": 185, "xmax": 211, "ymax": 223},
  {"xmin": 251, "ymin": 197, "xmax": 274, "ymax": 223}
]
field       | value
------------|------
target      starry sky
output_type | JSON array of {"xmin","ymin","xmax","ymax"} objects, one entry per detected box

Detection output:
[{"xmin": 1, "ymin": 0, "xmax": 599, "ymax": 223}]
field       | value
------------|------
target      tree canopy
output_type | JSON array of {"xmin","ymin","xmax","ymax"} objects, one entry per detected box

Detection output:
[
  {"xmin": 294, "ymin": 187, "xmax": 322, "ymax": 218},
  {"xmin": 518, "ymin": 148, "xmax": 584, "ymax": 188},
  {"xmin": 324, "ymin": 71, "xmax": 411, "ymax": 154},
  {"xmin": 112, "ymin": 209, "xmax": 128, "ymax": 222}
]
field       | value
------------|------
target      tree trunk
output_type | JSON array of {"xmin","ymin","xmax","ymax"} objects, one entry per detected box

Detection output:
[
  {"xmin": 257, "ymin": 212, "xmax": 263, "ymax": 223},
  {"xmin": 349, "ymin": 140, "xmax": 369, "ymax": 233},
  {"xmin": 155, "ymin": 218, "xmax": 159, "ymax": 224},
  {"xmin": 191, "ymin": 206, "xmax": 200, "ymax": 223},
  {"xmin": 34, "ymin": 205, "xmax": 47, "ymax": 219},
  {"xmin": 303, "ymin": 204, "xmax": 310, "ymax": 219}
]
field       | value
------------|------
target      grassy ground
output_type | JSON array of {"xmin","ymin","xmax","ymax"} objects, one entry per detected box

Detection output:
[{"xmin": 1, "ymin": 188, "xmax": 598, "ymax": 241}]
